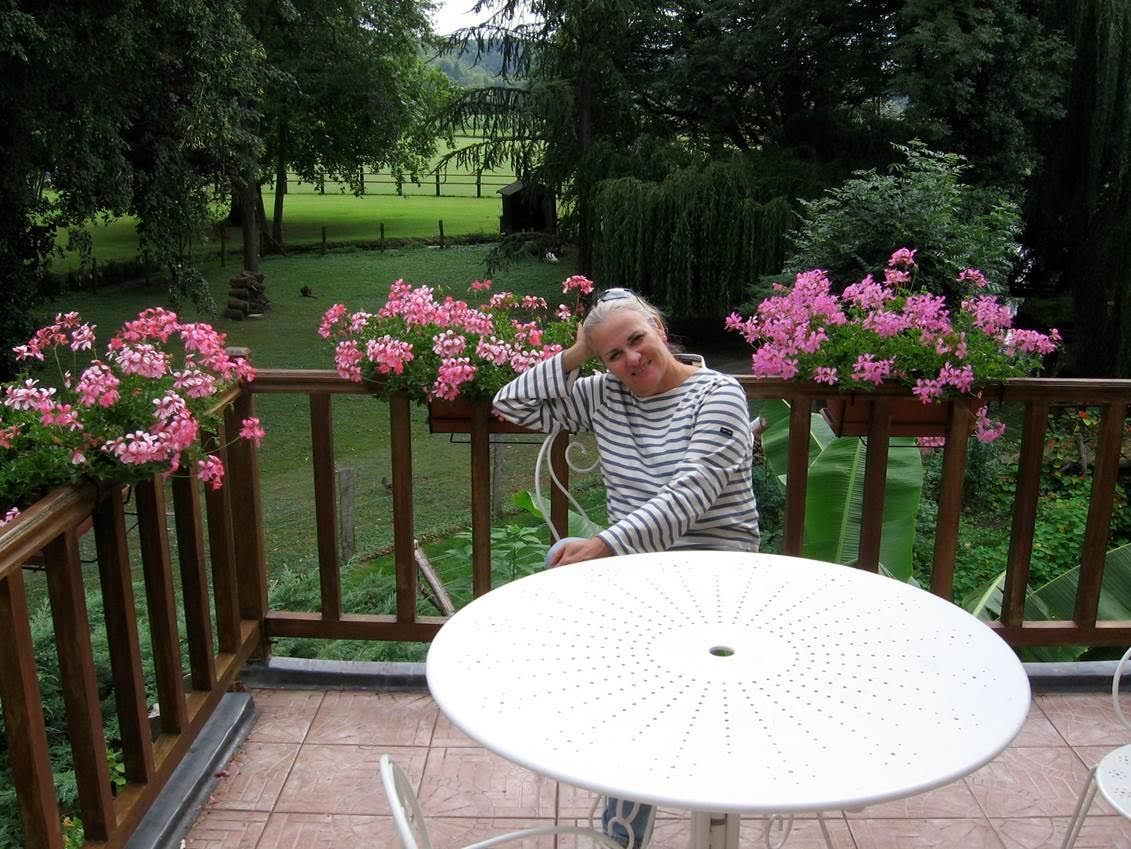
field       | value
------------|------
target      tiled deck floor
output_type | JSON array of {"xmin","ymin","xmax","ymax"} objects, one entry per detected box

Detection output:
[{"xmin": 185, "ymin": 688, "xmax": 1131, "ymax": 849}]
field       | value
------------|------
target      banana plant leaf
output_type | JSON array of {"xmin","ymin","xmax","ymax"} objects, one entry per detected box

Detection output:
[
  {"xmin": 962, "ymin": 543, "xmax": 1131, "ymax": 662},
  {"xmin": 758, "ymin": 398, "xmax": 924, "ymax": 580}
]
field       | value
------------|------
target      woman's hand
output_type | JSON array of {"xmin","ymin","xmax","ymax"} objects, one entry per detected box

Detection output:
[
  {"xmin": 548, "ymin": 536, "xmax": 612, "ymax": 566},
  {"xmin": 561, "ymin": 326, "xmax": 592, "ymax": 373}
]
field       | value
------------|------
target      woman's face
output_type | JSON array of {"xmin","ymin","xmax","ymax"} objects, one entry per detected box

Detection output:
[{"xmin": 586, "ymin": 310, "xmax": 680, "ymax": 397}]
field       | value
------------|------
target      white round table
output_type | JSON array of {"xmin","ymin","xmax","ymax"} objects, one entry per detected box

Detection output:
[{"xmin": 426, "ymin": 552, "xmax": 1030, "ymax": 848}]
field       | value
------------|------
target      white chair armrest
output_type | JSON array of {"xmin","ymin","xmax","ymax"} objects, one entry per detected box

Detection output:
[{"xmin": 1113, "ymin": 645, "xmax": 1131, "ymax": 732}]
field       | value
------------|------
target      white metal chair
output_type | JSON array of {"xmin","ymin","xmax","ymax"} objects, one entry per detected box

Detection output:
[
  {"xmin": 1061, "ymin": 645, "xmax": 1131, "ymax": 848},
  {"xmin": 379, "ymin": 753, "xmax": 627, "ymax": 849}
]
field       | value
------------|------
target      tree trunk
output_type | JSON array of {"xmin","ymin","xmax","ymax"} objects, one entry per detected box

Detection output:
[
  {"xmin": 272, "ymin": 123, "xmax": 287, "ymax": 247},
  {"xmin": 239, "ymin": 181, "xmax": 259, "ymax": 274}
]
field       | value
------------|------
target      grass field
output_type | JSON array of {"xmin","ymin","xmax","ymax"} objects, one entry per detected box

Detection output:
[{"xmin": 54, "ymin": 191, "xmax": 506, "ymax": 271}]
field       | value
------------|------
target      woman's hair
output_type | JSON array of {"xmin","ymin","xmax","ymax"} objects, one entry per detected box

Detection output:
[{"xmin": 582, "ymin": 288, "xmax": 667, "ymax": 339}]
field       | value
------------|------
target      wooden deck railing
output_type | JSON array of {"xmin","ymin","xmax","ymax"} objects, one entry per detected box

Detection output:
[{"xmin": 1, "ymin": 370, "xmax": 1129, "ymax": 848}]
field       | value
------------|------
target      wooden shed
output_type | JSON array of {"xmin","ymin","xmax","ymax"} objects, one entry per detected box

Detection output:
[{"xmin": 498, "ymin": 181, "xmax": 557, "ymax": 235}]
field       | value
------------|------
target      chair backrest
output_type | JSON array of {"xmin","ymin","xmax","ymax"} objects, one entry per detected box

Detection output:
[
  {"xmin": 1113, "ymin": 646, "xmax": 1131, "ymax": 732},
  {"xmin": 380, "ymin": 754, "xmax": 434, "ymax": 849}
]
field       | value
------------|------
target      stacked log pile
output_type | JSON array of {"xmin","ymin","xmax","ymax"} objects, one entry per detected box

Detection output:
[{"xmin": 225, "ymin": 271, "xmax": 268, "ymax": 320}]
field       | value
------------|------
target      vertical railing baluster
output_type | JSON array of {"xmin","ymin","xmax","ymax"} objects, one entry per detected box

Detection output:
[
  {"xmin": 783, "ymin": 393, "xmax": 812, "ymax": 555},
  {"xmin": 1074, "ymin": 400, "xmax": 1128, "ymax": 626},
  {"xmin": 550, "ymin": 431, "xmax": 570, "ymax": 541},
  {"xmin": 0, "ymin": 567, "xmax": 63, "ymax": 849},
  {"xmin": 135, "ymin": 477, "xmax": 188, "ymax": 733},
  {"xmin": 389, "ymin": 393, "xmax": 418, "ymax": 622},
  {"xmin": 43, "ymin": 528, "xmax": 114, "ymax": 840},
  {"xmin": 857, "ymin": 398, "xmax": 891, "ymax": 572},
  {"xmin": 171, "ymin": 475, "xmax": 217, "ymax": 690},
  {"xmin": 202, "ymin": 422, "xmax": 241, "ymax": 654},
  {"xmin": 310, "ymin": 393, "xmax": 342, "ymax": 620},
  {"xmin": 93, "ymin": 489, "xmax": 155, "ymax": 783},
  {"xmin": 470, "ymin": 401, "xmax": 492, "ymax": 597},
  {"xmin": 930, "ymin": 399, "xmax": 974, "ymax": 599},
  {"xmin": 225, "ymin": 392, "xmax": 268, "ymax": 656},
  {"xmin": 1001, "ymin": 401, "xmax": 1047, "ymax": 625}
]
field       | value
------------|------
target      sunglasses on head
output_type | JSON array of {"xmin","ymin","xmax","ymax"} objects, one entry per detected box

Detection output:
[{"xmin": 599, "ymin": 287, "xmax": 634, "ymax": 302}]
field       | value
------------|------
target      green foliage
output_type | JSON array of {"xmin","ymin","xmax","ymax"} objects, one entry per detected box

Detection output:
[
  {"xmin": 758, "ymin": 398, "xmax": 924, "ymax": 579},
  {"xmin": 787, "ymin": 142, "xmax": 1022, "ymax": 301},
  {"xmin": 591, "ymin": 157, "xmax": 794, "ymax": 318}
]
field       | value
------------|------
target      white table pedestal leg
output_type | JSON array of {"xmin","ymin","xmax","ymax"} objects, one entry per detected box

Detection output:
[{"xmin": 690, "ymin": 812, "xmax": 739, "ymax": 849}]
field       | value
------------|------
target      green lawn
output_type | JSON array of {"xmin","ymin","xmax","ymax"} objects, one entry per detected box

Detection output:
[{"xmin": 53, "ymin": 192, "xmax": 505, "ymax": 271}]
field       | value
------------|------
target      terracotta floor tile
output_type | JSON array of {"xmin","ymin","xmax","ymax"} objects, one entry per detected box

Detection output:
[
  {"xmin": 427, "ymin": 817, "xmax": 558, "ymax": 849},
  {"xmin": 275, "ymin": 743, "xmax": 426, "ymax": 815},
  {"xmin": 208, "ymin": 742, "xmax": 300, "ymax": 811},
  {"xmin": 306, "ymin": 690, "xmax": 437, "ymax": 746},
  {"xmin": 965, "ymin": 747, "xmax": 1090, "ymax": 818},
  {"xmin": 182, "ymin": 810, "xmax": 268, "ymax": 849},
  {"xmin": 1035, "ymin": 694, "xmax": 1127, "ymax": 747},
  {"xmin": 432, "ymin": 711, "xmax": 480, "ymax": 747},
  {"xmin": 844, "ymin": 778, "xmax": 979, "ymax": 819},
  {"xmin": 1010, "ymin": 703, "xmax": 1065, "ymax": 748},
  {"xmin": 991, "ymin": 815, "xmax": 1131, "ymax": 849},
  {"xmin": 255, "ymin": 812, "xmax": 397, "ymax": 847},
  {"xmin": 419, "ymin": 747, "xmax": 557, "ymax": 818},
  {"xmin": 247, "ymin": 689, "xmax": 324, "ymax": 743},
  {"xmin": 848, "ymin": 817, "xmax": 1003, "ymax": 848}
]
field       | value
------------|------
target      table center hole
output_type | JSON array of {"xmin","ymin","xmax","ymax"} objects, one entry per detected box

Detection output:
[{"xmin": 709, "ymin": 645, "xmax": 735, "ymax": 657}]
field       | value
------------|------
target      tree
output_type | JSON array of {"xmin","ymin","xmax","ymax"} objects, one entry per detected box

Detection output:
[
  {"xmin": 891, "ymin": 0, "xmax": 1073, "ymax": 195},
  {"xmin": 0, "ymin": 0, "xmax": 263, "ymax": 374},
  {"xmin": 245, "ymin": 0, "xmax": 450, "ymax": 250},
  {"xmin": 1024, "ymin": 0, "xmax": 1131, "ymax": 376}
]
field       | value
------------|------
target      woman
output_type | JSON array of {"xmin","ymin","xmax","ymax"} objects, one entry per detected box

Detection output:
[{"xmin": 493, "ymin": 287, "xmax": 760, "ymax": 848}]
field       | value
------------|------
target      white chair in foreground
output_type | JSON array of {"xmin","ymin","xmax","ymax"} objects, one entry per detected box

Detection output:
[
  {"xmin": 380, "ymin": 753, "xmax": 627, "ymax": 849},
  {"xmin": 1061, "ymin": 644, "xmax": 1131, "ymax": 849}
]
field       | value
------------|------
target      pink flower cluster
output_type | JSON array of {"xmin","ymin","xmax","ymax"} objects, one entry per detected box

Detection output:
[
  {"xmin": 727, "ymin": 248, "xmax": 1062, "ymax": 443},
  {"xmin": 2, "ymin": 310, "xmax": 265, "ymax": 527},
  {"xmin": 320, "ymin": 276, "xmax": 590, "ymax": 402}
]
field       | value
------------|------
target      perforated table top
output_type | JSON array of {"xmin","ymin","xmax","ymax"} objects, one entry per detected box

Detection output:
[{"xmin": 426, "ymin": 551, "xmax": 1030, "ymax": 814}]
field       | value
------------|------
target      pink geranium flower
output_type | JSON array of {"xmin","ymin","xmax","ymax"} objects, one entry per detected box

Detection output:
[{"xmin": 726, "ymin": 248, "xmax": 1061, "ymax": 443}]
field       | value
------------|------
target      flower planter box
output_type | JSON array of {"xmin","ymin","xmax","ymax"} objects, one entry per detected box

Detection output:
[
  {"xmin": 426, "ymin": 398, "xmax": 534, "ymax": 435},
  {"xmin": 822, "ymin": 395, "xmax": 982, "ymax": 438}
]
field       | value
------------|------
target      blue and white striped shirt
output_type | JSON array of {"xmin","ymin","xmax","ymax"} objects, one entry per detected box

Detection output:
[{"xmin": 493, "ymin": 353, "xmax": 760, "ymax": 554}]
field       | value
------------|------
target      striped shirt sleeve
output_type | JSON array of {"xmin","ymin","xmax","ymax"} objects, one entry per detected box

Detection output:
[{"xmin": 492, "ymin": 352, "xmax": 598, "ymax": 433}]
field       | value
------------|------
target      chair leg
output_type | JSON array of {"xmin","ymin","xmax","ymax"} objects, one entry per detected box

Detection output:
[
  {"xmin": 815, "ymin": 812, "xmax": 836, "ymax": 849},
  {"xmin": 1060, "ymin": 767, "xmax": 1099, "ymax": 849}
]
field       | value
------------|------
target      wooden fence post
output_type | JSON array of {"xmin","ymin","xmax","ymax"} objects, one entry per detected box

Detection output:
[
  {"xmin": 338, "ymin": 466, "xmax": 356, "ymax": 563},
  {"xmin": 435, "ymin": 170, "xmax": 441, "ymax": 197},
  {"xmin": 438, "ymin": 219, "xmax": 445, "ymax": 248},
  {"xmin": 321, "ymin": 226, "xmax": 326, "ymax": 254}
]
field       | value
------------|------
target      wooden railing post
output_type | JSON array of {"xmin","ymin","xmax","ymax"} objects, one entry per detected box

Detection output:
[
  {"xmin": 0, "ymin": 567, "xmax": 64, "ymax": 849},
  {"xmin": 929, "ymin": 399, "xmax": 974, "ymax": 598},
  {"xmin": 1075, "ymin": 400, "xmax": 1128, "ymax": 625},
  {"xmin": 225, "ymin": 392, "xmax": 269, "ymax": 657},
  {"xmin": 782, "ymin": 394, "xmax": 813, "ymax": 555},
  {"xmin": 550, "ymin": 431, "xmax": 571, "ymax": 541},
  {"xmin": 1001, "ymin": 401, "xmax": 1047, "ymax": 624},
  {"xmin": 470, "ymin": 401, "xmax": 493, "ymax": 597},
  {"xmin": 202, "ymin": 422, "xmax": 242, "ymax": 655},
  {"xmin": 44, "ymin": 528, "xmax": 114, "ymax": 840},
  {"xmin": 389, "ymin": 393, "xmax": 418, "ymax": 623},
  {"xmin": 135, "ymin": 477, "xmax": 188, "ymax": 733},
  {"xmin": 171, "ymin": 475, "xmax": 217, "ymax": 690},
  {"xmin": 93, "ymin": 489, "xmax": 155, "ymax": 784},
  {"xmin": 310, "ymin": 393, "xmax": 342, "ymax": 620}
]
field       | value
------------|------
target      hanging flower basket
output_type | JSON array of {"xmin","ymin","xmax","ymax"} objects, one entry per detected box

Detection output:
[
  {"xmin": 426, "ymin": 398, "xmax": 533, "ymax": 435},
  {"xmin": 821, "ymin": 394, "xmax": 983, "ymax": 438}
]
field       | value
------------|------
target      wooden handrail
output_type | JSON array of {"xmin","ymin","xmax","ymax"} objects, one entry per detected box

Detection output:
[{"xmin": 3, "ymin": 371, "xmax": 1131, "ymax": 849}]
